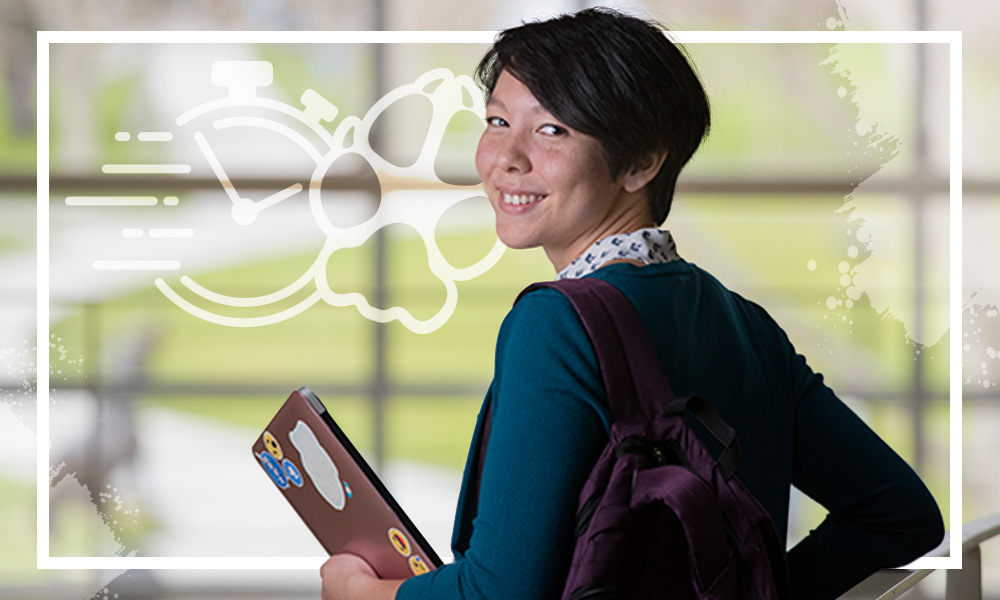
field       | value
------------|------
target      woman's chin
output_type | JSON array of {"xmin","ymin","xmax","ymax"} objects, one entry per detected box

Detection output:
[{"xmin": 494, "ymin": 231, "xmax": 540, "ymax": 251}]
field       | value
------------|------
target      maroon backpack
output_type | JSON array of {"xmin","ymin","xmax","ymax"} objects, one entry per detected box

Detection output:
[{"xmin": 487, "ymin": 278, "xmax": 792, "ymax": 599}]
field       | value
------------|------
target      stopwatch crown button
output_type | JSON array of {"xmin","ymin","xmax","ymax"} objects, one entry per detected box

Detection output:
[
  {"xmin": 301, "ymin": 89, "xmax": 339, "ymax": 123},
  {"xmin": 212, "ymin": 61, "xmax": 273, "ymax": 99}
]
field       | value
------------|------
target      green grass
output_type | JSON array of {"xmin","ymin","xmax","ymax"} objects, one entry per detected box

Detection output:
[
  {"xmin": 93, "ymin": 228, "xmax": 544, "ymax": 471},
  {"xmin": 49, "ymin": 228, "xmax": 551, "ymax": 386},
  {"xmin": 671, "ymin": 194, "xmax": 950, "ymax": 393},
  {"xmin": 0, "ymin": 478, "xmax": 41, "ymax": 580},
  {"xmin": 55, "ymin": 229, "xmax": 545, "ymax": 473},
  {"xmin": 1, "ymin": 475, "xmax": 158, "ymax": 578},
  {"xmin": 384, "ymin": 397, "xmax": 482, "ymax": 469}
]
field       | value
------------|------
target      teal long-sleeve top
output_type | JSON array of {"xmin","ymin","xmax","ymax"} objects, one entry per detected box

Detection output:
[{"xmin": 397, "ymin": 260, "xmax": 943, "ymax": 600}]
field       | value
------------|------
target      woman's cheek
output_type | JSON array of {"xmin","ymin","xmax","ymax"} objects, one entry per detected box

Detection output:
[{"xmin": 474, "ymin": 135, "xmax": 493, "ymax": 181}]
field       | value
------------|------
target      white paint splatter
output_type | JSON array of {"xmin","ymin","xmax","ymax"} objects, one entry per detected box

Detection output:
[
  {"xmin": 821, "ymin": 37, "xmax": 952, "ymax": 345},
  {"xmin": 2, "ymin": 341, "xmax": 135, "ymax": 598}
]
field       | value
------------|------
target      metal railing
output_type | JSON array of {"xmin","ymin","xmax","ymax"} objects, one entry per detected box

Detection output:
[
  {"xmin": 843, "ymin": 513, "xmax": 1000, "ymax": 599},
  {"xmin": 4, "ymin": 515, "xmax": 998, "ymax": 599}
]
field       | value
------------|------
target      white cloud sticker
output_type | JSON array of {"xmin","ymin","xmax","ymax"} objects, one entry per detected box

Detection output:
[{"xmin": 288, "ymin": 420, "xmax": 346, "ymax": 511}]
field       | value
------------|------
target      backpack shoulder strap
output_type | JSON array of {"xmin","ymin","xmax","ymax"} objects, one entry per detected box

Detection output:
[
  {"xmin": 471, "ymin": 277, "xmax": 742, "ymax": 507},
  {"xmin": 518, "ymin": 277, "xmax": 674, "ymax": 423},
  {"xmin": 471, "ymin": 277, "xmax": 665, "ymax": 497},
  {"xmin": 521, "ymin": 278, "xmax": 743, "ymax": 478}
]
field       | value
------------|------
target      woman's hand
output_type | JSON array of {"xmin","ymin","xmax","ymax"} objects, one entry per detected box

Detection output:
[{"xmin": 320, "ymin": 554, "xmax": 403, "ymax": 600}]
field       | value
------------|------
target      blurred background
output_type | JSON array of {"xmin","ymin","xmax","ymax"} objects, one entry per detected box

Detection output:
[{"xmin": 1, "ymin": 0, "xmax": 997, "ymax": 598}]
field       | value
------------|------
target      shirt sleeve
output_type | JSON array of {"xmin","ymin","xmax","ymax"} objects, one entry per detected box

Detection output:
[
  {"xmin": 785, "ymin": 351, "xmax": 945, "ymax": 599},
  {"xmin": 397, "ymin": 290, "xmax": 611, "ymax": 600}
]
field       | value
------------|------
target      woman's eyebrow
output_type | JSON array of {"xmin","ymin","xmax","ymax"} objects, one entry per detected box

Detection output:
[{"xmin": 485, "ymin": 96, "xmax": 506, "ymax": 110}]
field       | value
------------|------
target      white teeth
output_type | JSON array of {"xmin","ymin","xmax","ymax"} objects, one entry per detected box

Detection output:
[{"xmin": 502, "ymin": 193, "xmax": 543, "ymax": 206}]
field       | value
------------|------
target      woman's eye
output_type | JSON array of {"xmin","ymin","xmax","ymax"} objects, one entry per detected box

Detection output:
[
  {"xmin": 538, "ymin": 124, "xmax": 567, "ymax": 136},
  {"xmin": 486, "ymin": 116, "xmax": 508, "ymax": 127}
]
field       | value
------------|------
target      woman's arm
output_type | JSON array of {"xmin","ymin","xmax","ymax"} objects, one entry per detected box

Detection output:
[
  {"xmin": 786, "ymin": 354, "xmax": 944, "ymax": 598},
  {"xmin": 396, "ymin": 290, "xmax": 610, "ymax": 600}
]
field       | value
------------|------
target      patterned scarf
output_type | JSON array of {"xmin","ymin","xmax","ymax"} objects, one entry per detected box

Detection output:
[{"xmin": 556, "ymin": 228, "xmax": 681, "ymax": 280}]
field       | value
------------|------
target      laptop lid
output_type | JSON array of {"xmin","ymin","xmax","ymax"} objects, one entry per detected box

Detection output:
[{"xmin": 252, "ymin": 387, "xmax": 442, "ymax": 579}]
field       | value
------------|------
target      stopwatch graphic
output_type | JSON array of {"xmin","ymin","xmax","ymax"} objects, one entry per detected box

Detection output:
[{"xmin": 150, "ymin": 60, "xmax": 503, "ymax": 333}]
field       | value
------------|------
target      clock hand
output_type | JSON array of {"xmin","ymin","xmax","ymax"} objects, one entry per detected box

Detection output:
[
  {"xmin": 255, "ymin": 183, "xmax": 303, "ymax": 212},
  {"xmin": 193, "ymin": 131, "xmax": 241, "ymax": 206},
  {"xmin": 193, "ymin": 131, "xmax": 259, "ymax": 225}
]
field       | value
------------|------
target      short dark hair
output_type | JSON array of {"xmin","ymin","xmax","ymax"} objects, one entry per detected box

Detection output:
[{"xmin": 475, "ymin": 7, "xmax": 710, "ymax": 224}]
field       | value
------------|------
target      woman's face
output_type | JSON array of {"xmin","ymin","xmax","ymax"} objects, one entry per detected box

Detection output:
[{"xmin": 475, "ymin": 70, "xmax": 651, "ymax": 272}]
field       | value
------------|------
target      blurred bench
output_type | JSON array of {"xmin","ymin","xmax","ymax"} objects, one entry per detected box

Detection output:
[{"xmin": 841, "ymin": 512, "xmax": 1000, "ymax": 599}]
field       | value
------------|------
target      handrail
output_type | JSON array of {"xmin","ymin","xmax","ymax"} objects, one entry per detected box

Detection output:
[
  {"xmin": 841, "ymin": 512, "xmax": 1000, "ymax": 600},
  {"xmin": 6, "ymin": 171, "xmax": 974, "ymax": 195}
]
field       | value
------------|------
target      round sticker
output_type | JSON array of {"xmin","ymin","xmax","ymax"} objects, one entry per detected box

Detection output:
[
  {"xmin": 263, "ymin": 431, "xmax": 283, "ymax": 460},
  {"xmin": 388, "ymin": 527, "xmax": 411, "ymax": 557},
  {"xmin": 259, "ymin": 452, "xmax": 288, "ymax": 489},
  {"xmin": 282, "ymin": 458, "xmax": 303, "ymax": 487},
  {"xmin": 409, "ymin": 555, "xmax": 429, "ymax": 576}
]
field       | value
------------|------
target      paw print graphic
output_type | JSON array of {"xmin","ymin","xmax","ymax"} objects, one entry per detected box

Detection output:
[{"xmin": 99, "ymin": 60, "xmax": 501, "ymax": 332}]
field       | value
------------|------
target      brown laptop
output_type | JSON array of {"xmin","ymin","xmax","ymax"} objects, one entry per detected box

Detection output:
[{"xmin": 252, "ymin": 387, "xmax": 442, "ymax": 579}]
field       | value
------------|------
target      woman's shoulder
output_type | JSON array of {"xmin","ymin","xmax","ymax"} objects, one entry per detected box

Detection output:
[
  {"xmin": 495, "ymin": 282, "xmax": 613, "ymax": 380},
  {"xmin": 498, "ymin": 283, "xmax": 587, "ymax": 345},
  {"xmin": 592, "ymin": 260, "xmax": 778, "ymax": 319}
]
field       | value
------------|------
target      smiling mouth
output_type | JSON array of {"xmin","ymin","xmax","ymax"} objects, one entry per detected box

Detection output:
[{"xmin": 501, "ymin": 192, "xmax": 546, "ymax": 206}]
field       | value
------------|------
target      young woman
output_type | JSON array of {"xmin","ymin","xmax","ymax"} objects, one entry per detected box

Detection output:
[{"xmin": 321, "ymin": 8, "xmax": 944, "ymax": 599}]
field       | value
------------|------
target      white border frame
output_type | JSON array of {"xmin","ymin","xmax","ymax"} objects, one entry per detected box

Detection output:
[{"xmin": 37, "ymin": 30, "xmax": 962, "ymax": 571}]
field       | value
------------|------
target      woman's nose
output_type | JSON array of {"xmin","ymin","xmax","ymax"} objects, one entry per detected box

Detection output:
[{"xmin": 495, "ymin": 134, "xmax": 530, "ymax": 173}]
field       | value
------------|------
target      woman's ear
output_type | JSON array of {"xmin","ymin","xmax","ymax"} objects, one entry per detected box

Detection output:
[{"xmin": 622, "ymin": 151, "xmax": 668, "ymax": 194}]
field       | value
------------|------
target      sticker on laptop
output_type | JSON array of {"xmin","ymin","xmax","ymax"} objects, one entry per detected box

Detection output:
[
  {"xmin": 282, "ymin": 458, "xmax": 304, "ymax": 487},
  {"xmin": 258, "ymin": 451, "xmax": 289, "ymax": 489},
  {"xmin": 288, "ymin": 419, "xmax": 347, "ymax": 510},
  {"xmin": 263, "ymin": 431, "xmax": 283, "ymax": 460},
  {"xmin": 409, "ymin": 555, "xmax": 430, "ymax": 576},
  {"xmin": 388, "ymin": 527, "xmax": 411, "ymax": 557}
]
